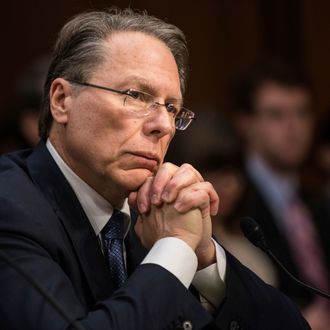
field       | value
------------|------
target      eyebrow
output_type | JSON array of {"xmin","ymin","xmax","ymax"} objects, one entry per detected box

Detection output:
[{"xmin": 120, "ymin": 76, "xmax": 183, "ymax": 105}]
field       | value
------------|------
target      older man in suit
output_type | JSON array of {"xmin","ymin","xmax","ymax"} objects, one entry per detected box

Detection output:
[{"xmin": 0, "ymin": 8, "xmax": 309, "ymax": 330}]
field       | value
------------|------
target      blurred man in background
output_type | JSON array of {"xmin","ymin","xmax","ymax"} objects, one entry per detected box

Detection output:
[{"xmin": 231, "ymin": 59, "xmax": 330, "ymax": 330}]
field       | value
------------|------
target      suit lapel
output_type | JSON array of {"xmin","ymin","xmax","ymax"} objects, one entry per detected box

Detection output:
[
  {"xmin": 27, "ymin": 142, "xmax": 116, "ymax": 300},
  {"xmin": 26, "ymin": 142, "xmax": 186, "ymax": 299}
]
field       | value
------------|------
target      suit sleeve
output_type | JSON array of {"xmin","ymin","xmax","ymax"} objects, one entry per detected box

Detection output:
[
  {"xmin": 211, "ymin": 252, "xmax": 311, "ymax": 330},
  {"xmin": 0, "ymin": 192, "xmax": 310, "ymax": 330},
  {"xmin": 0, "ymin": 197, "xmax": 212, "ymax": 330}
]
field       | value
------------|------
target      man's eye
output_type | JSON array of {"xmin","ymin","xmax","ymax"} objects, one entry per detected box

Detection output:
[
  {"xmin": 126, "ymin": 90, "xmax": 151, "ymax": 103},
  {"xmin": 126, "ymin": 90, "xmax": 142, "ymax": 100},
  {"xmin": 166, "ymin": 103, "xmax": 179, "ymax": 115}
]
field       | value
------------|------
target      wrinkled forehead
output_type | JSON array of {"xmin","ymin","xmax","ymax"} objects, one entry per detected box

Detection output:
[{"xmin": 93, "ymin": 31, "xmax": 182, "ymax": 98}]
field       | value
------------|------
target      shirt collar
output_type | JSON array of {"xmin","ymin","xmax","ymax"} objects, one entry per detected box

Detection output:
[
  {"xmin": 246, "ymin": 153, "xmax": 299, "ymax": 217},
  {"xmin": 46, "ymin": 139, "xmax": 131, "ymax": 237}
]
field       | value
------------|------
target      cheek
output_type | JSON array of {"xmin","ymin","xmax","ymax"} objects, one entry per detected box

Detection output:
[
  {"xmin": 71, "ymin": 97, "xmax": 128, "ymax": 143},
  {"xmin": 252, "ymin": 123, "xmax": 282, "ymax": 154},
  {"xmin": 298, "ymin": 122, "xmax": 313, "ymax": 141},
  {"xmin": 251, "ymin": 122, "xmax": 273, "ymax": 145},
  {"xmin": 67, "ymin": 114, "xmax": 105, "ymax": 155},
  {"xmin": 160, "ymin": 134, "xmax": 174, "ymax": 160},
  {"xmin": 68, "ymin": 98, "xmax": 103, "ymax": 133},
  {"xmin": 260, "ymin": 121, "xmax": 284, "ymax": 141},
  {"xmin": 65, "ymin": 101, "xmax": 122, "ymax": 162}
]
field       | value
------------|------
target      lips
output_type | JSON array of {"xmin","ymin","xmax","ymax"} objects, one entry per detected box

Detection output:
[{"xmin": 126, "ymin": 151, "xmax": 160, "ymax": 171}]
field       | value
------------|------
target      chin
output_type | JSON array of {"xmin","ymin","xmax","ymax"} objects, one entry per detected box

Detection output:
[
  {"xmin": 272, "ymin": 157, "xmax": 303, "ymax": 172},
  {"xmin": 118, "ymin": 168, "xmax": 154, "ymax": 191}
]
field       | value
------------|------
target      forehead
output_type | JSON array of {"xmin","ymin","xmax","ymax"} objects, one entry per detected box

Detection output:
[
  {"xmin": 254, "ymin": 82, "xmax": 311, "ymax": 109},
  {"xmin": 93, "ymin": 31, "xmax": 181, "ymax": 97}
]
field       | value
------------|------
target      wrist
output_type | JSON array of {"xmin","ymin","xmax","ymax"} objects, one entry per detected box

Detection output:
[
  {"xmin": 196, "ymin": 240, "xmax": 216, "ymax": 270},
  {"xmin": 175, "ymin": 235, "xmax": 199, "ymax": 251}
]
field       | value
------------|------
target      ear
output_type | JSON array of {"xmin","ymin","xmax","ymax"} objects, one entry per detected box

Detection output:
[{"xmin": 49, "ymin": 78, "xmax": 73, "ymax": 125}]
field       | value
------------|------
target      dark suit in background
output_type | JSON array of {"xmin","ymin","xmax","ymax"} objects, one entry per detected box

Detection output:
[{"xmin": 240, "ymin": 170, "xmax": 330, "ymax": 307}]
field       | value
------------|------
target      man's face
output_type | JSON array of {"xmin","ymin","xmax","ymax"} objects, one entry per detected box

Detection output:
[
  {"xmin": 246, "ymin": 82, "xmax": 314, "ymax": 171},
  {"xmin": 51, "ymin": 31, "xmax": 181, "ymax": 204}
]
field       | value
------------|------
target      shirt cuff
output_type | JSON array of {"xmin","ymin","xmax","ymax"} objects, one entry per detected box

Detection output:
[
  {"xmin": 141, "ymin": 237, "xmax": 198, "ymax": 288},
  {"xmin": 192, "ymin": 239, "xmax": 226, "ymax": 307}
]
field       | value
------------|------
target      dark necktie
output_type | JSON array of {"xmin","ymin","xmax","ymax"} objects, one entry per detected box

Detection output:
[{"xmin": 102, "ymin": 210, "xmax": 127, "ymax": 289}]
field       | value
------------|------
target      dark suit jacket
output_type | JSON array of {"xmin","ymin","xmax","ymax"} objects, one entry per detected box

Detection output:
[
  {"xmin": 0, "ymin": 142, "xmax": 310, "ymax": 330},
  {"xmin": 237, "ymin": 172, "xmax": 330, "ymax": 308}
]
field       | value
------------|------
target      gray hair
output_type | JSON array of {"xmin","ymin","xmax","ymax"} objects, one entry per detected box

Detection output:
[{"xmin": 39, "ymin": 7, "xmax": 189, "ymax": 139}]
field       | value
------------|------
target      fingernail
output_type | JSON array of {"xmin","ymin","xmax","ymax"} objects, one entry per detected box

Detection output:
[
  {"xmin": 138, "ymin": 203, "xmax": 147, "ymax": 213},
  {"xmin": 151, "ymin": 194, "xmax": 159, "ymax": 204},
  {"xmin": 174, "ymin": 201, "xmax": 182, "ymax": 211},
  {"xmin": 161, "ymin": 192, "xmax": 169, "ymax": 202}
]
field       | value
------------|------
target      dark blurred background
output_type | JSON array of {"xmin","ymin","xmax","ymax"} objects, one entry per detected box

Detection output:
[{"xmin": 1, "ymin": 0, "xmax": 330, "ymax": 122}]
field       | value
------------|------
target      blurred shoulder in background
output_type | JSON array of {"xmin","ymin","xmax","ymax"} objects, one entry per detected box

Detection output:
[
  {"xmin": 230, "ymin": 58, "xmax": 330, "ymax": 330},
  {"xmin": 0, "ymin": 55, "xmax": 50, "ymax": 153}
]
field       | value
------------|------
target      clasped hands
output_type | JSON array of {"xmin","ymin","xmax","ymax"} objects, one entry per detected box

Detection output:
[{"xmin": 128, "ymin": 163, "xmax": 219, "ymax": 270}]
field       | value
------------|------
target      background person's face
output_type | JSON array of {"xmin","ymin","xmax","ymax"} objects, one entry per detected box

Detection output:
[
  {"xmin": 247, "ymin": 82, "xmax": 314, "ymax": 171},
  {"xmin": 53, "ymin": 31, "xmax": 181, "ymax": 205}
]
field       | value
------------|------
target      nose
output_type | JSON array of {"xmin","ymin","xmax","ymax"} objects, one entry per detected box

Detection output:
[{"xmin": 142, "ymin": 105, "xmax": 175, "ymax": 138}]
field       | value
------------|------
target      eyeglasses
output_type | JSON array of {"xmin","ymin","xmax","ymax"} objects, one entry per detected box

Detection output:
[{"xmin": 67, "ymin": 79, "xmax": 195, "ymax": 130}]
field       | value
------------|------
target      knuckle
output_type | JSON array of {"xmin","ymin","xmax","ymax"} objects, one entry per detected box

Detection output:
[
  {"xmin": 182, "ymin": 163, "xmax": 203, "ymax": 181},
  {"xmin": 202, "ymin": 181, "xmax": 215, "ymax": 192},
  {"xmin": 181, "ymin": 162, "xmax": 192, "ymax": 168},
  {"xmin": 181, "ymin": 163, "xmax": 194, "ymax": 172},
  {"xmin": 203, "ymin": 181, "xmax": 218, "ymax": 196},
  {"xmin": 200, "ymin": 190, "xmax": 210, "ymax": 201},
  {"xmin": 165, "ymin": 177, "xmax": 179, "ymax": 190},
  {"xmin": 204, "ymin": 181, "xmax": 214, "ymax": 189},
  {"xmin": 162, "ymin": 162, "xmax": 176, "ymax": 171}
]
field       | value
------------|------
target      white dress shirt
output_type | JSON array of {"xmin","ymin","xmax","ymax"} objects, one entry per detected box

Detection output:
[{"xmin": 46, "ymin": 139, "xmax": 226, "ymax": 307}]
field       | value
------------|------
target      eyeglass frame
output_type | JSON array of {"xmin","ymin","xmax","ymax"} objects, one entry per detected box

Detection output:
[{"xmin": 66, "ymin": 79, "xmax": 195, "ymax": 130}]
